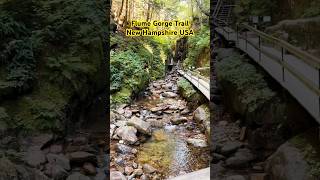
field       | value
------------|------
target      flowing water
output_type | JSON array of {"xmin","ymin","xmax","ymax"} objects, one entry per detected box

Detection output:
[{"xmin": 110, "ymin": 71, "xmax": 210, "ymax": 179}]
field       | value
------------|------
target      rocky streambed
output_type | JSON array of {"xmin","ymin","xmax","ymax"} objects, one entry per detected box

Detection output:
[
  {"xmin": 0, "ymin": 131, "xmax": 108, "ymax": 180},
  {"xmin": 110, "ymin": 71, "xmax": 210, "ymax": 179},
  {"xmin": 211, "ymin": 110, "xmax": 269, "ymax": 180}
]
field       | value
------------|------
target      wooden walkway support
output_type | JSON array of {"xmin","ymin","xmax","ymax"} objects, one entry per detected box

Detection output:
[
  {"xmin": 215, "ymin": 23, "xmax": 320, "ymax": 123},
  {"xmin": 178, "ymin": 70, "xmax": 210, "ymax": 100}
]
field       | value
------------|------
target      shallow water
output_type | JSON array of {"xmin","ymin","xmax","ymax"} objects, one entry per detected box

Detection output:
[{"xmin": 137, "ymin": 127, "xmax": 209, "ymax": 178}]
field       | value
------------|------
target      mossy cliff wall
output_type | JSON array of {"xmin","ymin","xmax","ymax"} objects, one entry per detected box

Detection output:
[{"xmin": 215, "ymin": 48, "xmax": 315, "ymax": 151}]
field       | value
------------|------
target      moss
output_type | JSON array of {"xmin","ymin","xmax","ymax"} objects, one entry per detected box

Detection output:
[
  {"xmin": 177, "ymin": 78, "xmax": 197, "ymax": 101},
  {"xmin": 216, "ymin": 50, "xmax": 276, "ymax": 113},
  {"xmin": 2, "ymin": 81, "xmax": 69, "ymax": 132},
  {"xmin": 110, "ymin": 87, "xmax": 132, "ymax": 105},
  {"xmin": 290, "ymin": 130, "xmax": 320, "ymax": 177}
]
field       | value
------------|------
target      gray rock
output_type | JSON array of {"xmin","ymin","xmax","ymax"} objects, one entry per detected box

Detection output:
[
  {"xmin": 140, "ymin": 174, "xmax": 149, "ymax": 180},
  {"xmin": 171, "ymin": 117, "xmax": 188, "ymax": 125},
  {"xmin": 0, "ymin": 157, "xmax": 19, "ymax": 179},
  {"xmin": 162, "ymin": 92, "xmax": 178, "ymax": 98},
  {"xmin": 186, "ymin": 138, "xmax": 208, "ymax": 147},
  {"xmin": 24, "ymin": 148, "xmax": 47, "ymax": 167},
  {"xmin": 265, "ymin": 134, "xmax": 315, "ymax": 180},
  {"xmin": 83, "ymin": 162, "xmax": 97, "ymax": 175},
  {"xmin": 115, "ymin": 120, "xmax": 127, "ymax": 127},
  {"xmin": 143, "ymin": 164, "xmax": 156, "ymax": 174},
  {"xmin": 146, "ymin": 119, "xmax": 164, "ymax": 128},
  {"xmin": 225, "ymin": 148, "xmax": 255, "ymax": 168},
  {"xmin": 193, "ymin": 105, "xmax": 209, "ymax": 123},
  {"xmin": 116, "ymin": 143, "xmax": 134, "ymax": 154},
  {"xmin": 110, "ymin": 171, "xmax": 126, "ymax": 180},
  {"xmin": 67, "ymin": 172, "xmax": 91, "ymax": 180},
  {"xmin": 47, "ymin": 153, "xmax": 70, "ymax": 171},
  {"xmin": 115, "ymin": 126, "xmax": 138, "ymax": 144},
  {"xmin": 180, "ymin": 108, "xmax": 190, "ymax": 115},
  {"xmin": 94, "ymin": 169, "xmax": 107, "ymax": 180},
  {"xmin": 212, "ymin": 153, "xmax": 226, "ymax": 163},
  {"xmin": 49, "ymin": 144, "xmax": 63, "ymax": 154},
  {"xmin": 134, "ymin": 168, "xmax": 143, "ymax": 176},
  {"xmin": 68, "ymin": 151, "xmax": 97, "ymax": 164},
  {"xmin": 30, "ymin": 134, "xmax": 54, "ymax": 149},
  {"xmin": 73, "ymin": 137, "xmax": 88, "ymax": 146},
  {"xmin": 226, "ymin": 175, "xmax": 246, "ymax": 180},
  {"xmin": 220, "ymin": 141, "xmax": 243, "ymax": 155},
  {"xmin": 124, "ymin": 109, "xmax": 133, "ymax": 118},
  {"xmin": 127, "ymin": 116, "xmax": 151, "ymax": 135},
  {"xmin": 124, "ymin": 166, "xmax": 134, "ymax": 175},
  {"xmin": 110, "ymin": 124, "xmax": 116, "ymax": 137},
  {"xmin": 44, "ymin": 163, "xmax": 68, "ymax": 179}
]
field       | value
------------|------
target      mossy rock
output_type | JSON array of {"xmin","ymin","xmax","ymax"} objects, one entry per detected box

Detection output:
[
  {"xmin": 177, "ymin": 78, "xmax": 207, "ymax": 109},
  {"xmin": 266, "ymin": 129, "xmax": 320, "ymax": 179},
  {"xmin": 216, "ymin": 48, "xmax": 315, "ymax": 150}
]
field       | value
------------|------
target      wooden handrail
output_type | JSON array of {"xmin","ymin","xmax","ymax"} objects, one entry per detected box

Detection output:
[{"xmin": 240, "ymin": 23, "xmax": 320, "ymax": 68}]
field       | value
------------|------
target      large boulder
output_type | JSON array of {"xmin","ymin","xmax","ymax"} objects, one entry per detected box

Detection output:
[
  {"xmin": 265, "ymin": 130, "xmax": 320, "ymax": 180},
  {"xmin": 110, "ymin": 171, "xmax": 126, "ymax": 180},
  {"xmin": 225, "ymin": 148, "xmax": 255, "ymax": 168},
  {"xmin": 47, "ymin": 154, "xmax": 70, "ymax": 171},
  {"xmin": 115, "ymin": 126, "xmax": 138, "ymax": 144},
  {"xmin": 177, "ymin": 78, "xmax": 207, "ymax": 109},
  {"xmin": 24, "ymin": 148, "xmax": 47, "ymax": 168},
  {"xmin": 127, "ymin": 116, "xmax": 151, "ymax": 135},
  {"xmin": 67, "ymin": 172, "xmax": 91, "ymax": 180},
  {"xmin": 68, "ymin": 151, "xmax": 97, "ymax": 164},
  {"xmin": 193, "ymin": 104, "xmax": 210, "ymax": 137}
]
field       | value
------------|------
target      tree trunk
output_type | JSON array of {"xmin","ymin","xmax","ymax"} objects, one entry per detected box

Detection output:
[
  {"xmin": 118, "ymin": 0, "xmax": 125, "ymax": 19},
  {"xmin": 124, "ymin": 0, "xmax": 129, "ymax": 26},
  {"xmin": 146, "ymin": 1, "xmax": 151, "ymax": 21}
]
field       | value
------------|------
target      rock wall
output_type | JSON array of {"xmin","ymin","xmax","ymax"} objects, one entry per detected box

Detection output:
[
  {"xmin": 265, "ymin": 128, "xmax": 320, "ymax": 180},
  {"xmin": 215, "ymin": 48, "xmax": 316, "ymax": 151}
]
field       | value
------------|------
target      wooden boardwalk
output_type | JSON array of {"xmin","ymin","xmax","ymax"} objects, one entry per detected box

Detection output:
[
  {"xmin": 178, "ymin": 70, "xmax": 210, "ymax": 100},
  {"xmin": 215, "ymin": 24, "xmax": 320, "ymax": 123}
]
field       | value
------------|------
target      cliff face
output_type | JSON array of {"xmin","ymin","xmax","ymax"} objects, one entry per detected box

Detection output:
[{"xmin": 0, "ymin": 0, "xmax": 108, "ymax": 134}]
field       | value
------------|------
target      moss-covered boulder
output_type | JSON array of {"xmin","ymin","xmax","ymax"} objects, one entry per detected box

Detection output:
[
  {"xmin": 216, "ymin": 48, "xmax": 314, "ymax": 150},
  {"xmin": 193, "ymin": 104, "xmax": 210, "ymax": 139},
  {"xmin": 266, "ymin": 129, "xmax": 320, "ymax": 179},
  {"xmin": 177, "ymin": 78, "xmax": 207, "ymax": 110}
]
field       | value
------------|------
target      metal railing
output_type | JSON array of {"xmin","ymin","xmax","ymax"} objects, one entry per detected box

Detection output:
[
  {"xmin": 214, "ymin": 21, "xmax": 320, "ymax": 121},
  {"xmin": 236, "ymin": 23, "xmax": 320, "ymax": 96},
  {"xmin": 178, "ymin": 70, "xmax": 210, "ymax": 100}
]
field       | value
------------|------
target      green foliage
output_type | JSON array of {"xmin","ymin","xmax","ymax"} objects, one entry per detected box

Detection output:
[
  {"xmin": 30, "ymin": 100, "xmax": 63, "ymax": 131},
  {"xmin": 177, "ymin": 78, "xmax": 197, "ymax": 98},
  {"xmin": 216, "ymin": 51, "xmax": 276, "ymax": 112},
  {"xmin": 291, "ymin": 132, "xmax": 320, "ymax": 177},
  {"xmin": 0, "ymin": 0, "xmax": 107, "ymax": 133},
  {"xmin": 183, "ymin": 26, "xmax": 209, "ymax": 69},
  {"xmin": 234, "ymin": 0, "xmax": 277, "ymax": 21},
  {"xmin": 303, "ymin": 0, "xmax": 320, "ymax": 17},
  {"xmin": 46, "ymin": 55, "xmax": 96, "ymax": 93},
  {"xmin": 110, "ymin": 33, "xmax": 165, "ymax": 105}
]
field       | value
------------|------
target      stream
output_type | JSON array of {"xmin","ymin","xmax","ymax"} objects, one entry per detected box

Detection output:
[{"xmin": 110, "ymin": 70, "xmax": 210, "ymax": 179}]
